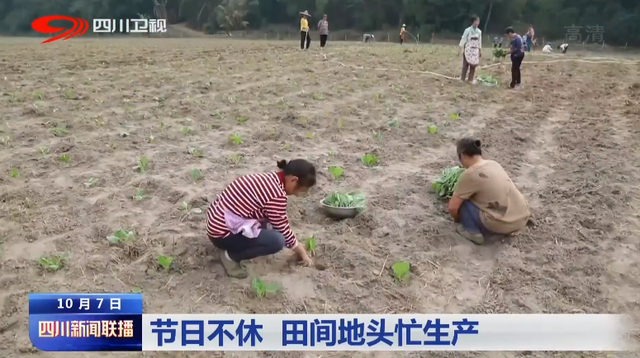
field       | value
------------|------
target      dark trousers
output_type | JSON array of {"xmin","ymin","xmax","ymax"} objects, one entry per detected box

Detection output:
[
  {"xmin": 210, "ymin": 229, "xmax": 285, "ymax": 262},
  {"xmin": 460, "ymin": 201, "xmax": 496, "ymax": 236},
  {"xmin": 510, "ymin": 53, "xmax": 524, "ymax": 88},
  {"xmin": 461, "ymin": 54, "xmax": 476, "ymax": 82},
  {"xmin": 320, "ymin": 34, "xmax": 327, "ymax": 48},
  {"xmin": 300, "ymin": 31, "xmax": 310, "ymax": 49}
]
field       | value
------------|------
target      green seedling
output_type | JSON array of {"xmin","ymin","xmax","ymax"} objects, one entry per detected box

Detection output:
[
  {"xmin": 85, "ymin": 177, "xmax": 99, "ymax": 188},
  {"xmin": 50, "ymin": 127, "xmax": 68, "ymax": 137},
  {"xmin": 306, "ymin": 133, "xmax": 314, "ymax": 139},
  {"xmin": 10, "ymin": 168, "xmax": 20, "ymax": 178},
  {"xmin": 159, "ymin": 122, "xmax": 166, "ymax": 132},
  {"xmin": 108, "ymin": 229, "xmax": 136, "ymax": 244},
  {"xmin": 188, "ymin": 147, "xmax": 203, "ymax": 158},
  {"xmin": 131, "ymin": 287, "xmax": 143, "ymax": 293},
  {"xmin": 432, "ymin": 166, "xmax": 465, "ymax": 198},
  {"xmin": 39, "ymin": 254, "xmax": 66, "ymax": 271},
  {"xmin": 313, "ymin": 93, "xmax": 324, "ymax": 100},
  {"xmin": 230, "ymin": 154, "xmax": 244, "ymax": 165},
  {"xmin": 33, "ymin": 90, "xmax": 44, "ymax": 100},
  {"xmin": 59, "ymin": 154, "xmax": 70, "ymax": 163},
  {"xmin": 157, "ymin": 255, "xmax": 173, "ymax": 271},
  {"xmin": 428, "ymin": 125, "xmax": 438, "ymax": 134},
  {"xmin": 449, "ymin": 113, "xmax": 461, "ymax": 121},
  {"xmin": 236, "ymin": 116, "xmax": 248, "ymax": 123},
  {"xmin": 181, "ymin": 127, "xmax": 193, "ymax": 135},
  {"xmin": 132, "ymin": 189, "xmax": 147, "ymax": 201},
  {"xmin": 323, "ymin": 192, "xmax": 366, "ymax": 209},
  {"xmin": 179, "ymin": 201, "xmax": 202, "ymax": 215},
  {"xmin": 190, "ymin": 168, "xmax": 203, "ymax": 182},
  {"xmin": 305, "ymin": 237, "xmax": 317, "ymax": 257},
  {"xmin": 63, "ymin": 89, "xmax": 77, "ymax": 99},
  {"xmin": 328, "ymin": 166, "xmax": 344, "ymax": 180},
  {"xmin": 24, "ymin": 197, "xmax": 34, "ymax": 209},
  {"xmin": 373, "ymin": 132, "xmax": 383, "ymax": 140},
  {"xmin": 10, "ymin": 93, "xmax": 23, "ymax": 103},
  {"xmin": 361, "ymin": 154, "xmax": 379, "ymax": 167},
  {"xmin": 229, "ymin": 134, "xmax": 242, "ymax": 145},
  {"xmin": 39, "ymin": 146, "xmax": 49, "ymax": 155},
  {"xmin": 392, "ymin": 261, "xmax": 411, "ymax": 282},
  {"xmin": 147, "ymin": 134, "xmax": 155, "ymax": 143},
  {"xmin": 135, "ymin": 156, "xmax": 148, "ymax": 173},
  {"xmin": 251, "ymin": 278, "xmax": 279, "ymax": 298},
  {"xmin": 388, "ymin": 119, "xmax": 399, "ymax": 128},
  {"xmin": 477, "ymin": 75, "xmax": 499, "ymax": 87},
  {"xmin": 281, "ymin": 143, "xmax": 291, "ymax": 151},
  {"xmin": 454, "ymin": 92, "xmax": 461, "ymax": 99}
]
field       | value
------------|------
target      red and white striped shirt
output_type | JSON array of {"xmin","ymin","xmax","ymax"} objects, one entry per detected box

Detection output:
[{"xmin": 206, "ymin": 171, "xmax": 298, "ymax": 249}]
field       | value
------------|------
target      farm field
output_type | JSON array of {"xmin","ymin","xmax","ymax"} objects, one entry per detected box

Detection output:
[{"xmin": 0, "ymin": 37, "xmax": 639, "ymax": 358}]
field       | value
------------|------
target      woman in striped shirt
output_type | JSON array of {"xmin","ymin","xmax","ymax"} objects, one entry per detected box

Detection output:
[{"xmin": 206, "ymin": 159, "xmax": 316, "ymax": 278}]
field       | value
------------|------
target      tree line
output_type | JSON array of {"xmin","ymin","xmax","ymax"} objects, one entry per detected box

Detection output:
[{"xmin": 1, "ymin": 0, "xmax": 638, "ymax": 46}]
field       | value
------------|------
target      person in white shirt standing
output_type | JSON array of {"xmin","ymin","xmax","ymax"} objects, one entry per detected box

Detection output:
[{"xmin": 458, "ymin": 15, "xmax": 482, "ymax": 84}]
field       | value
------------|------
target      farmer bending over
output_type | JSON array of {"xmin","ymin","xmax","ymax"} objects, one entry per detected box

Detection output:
[
  {"xmin": 558, "ymin": 43, "xmax": 569, "ymax": 54},
  {"xmin": 206, "ymin": 159, "xmax": 316, "ymax": 278},
  {"xmin": 447, "ymin": 138, "xmax": 530, "ymax": 245}
]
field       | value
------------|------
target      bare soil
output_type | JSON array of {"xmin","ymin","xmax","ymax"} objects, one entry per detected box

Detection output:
[{"xmin": 1, "ymin": 38, "xmax": 639, "ymax": 358}]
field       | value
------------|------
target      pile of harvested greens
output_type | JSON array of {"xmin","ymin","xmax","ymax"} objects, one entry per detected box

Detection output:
[
  {"xmin": 323, "ymin": 191, "xmax": 366, "ymax": 208},
  {"xmin": 493, "ymin": 48, "xmax": 508, "ymax": 58},
  {"xmin": 432, "ymin": 166, "xmax": 465, "ymax": 198}
]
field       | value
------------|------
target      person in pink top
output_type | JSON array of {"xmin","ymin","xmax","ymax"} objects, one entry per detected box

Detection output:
[
  {"xmin": 526, "ymin": 25, "xmax": 535, "ymax": 52},
  {"xmin": 206, "ymin": 159, "xmax": 316, "ymax": 278}
]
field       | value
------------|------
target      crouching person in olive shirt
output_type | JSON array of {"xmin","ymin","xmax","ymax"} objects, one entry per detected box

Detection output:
[{"xmin": 447, "ymin": 138, "xmax": 530, "ymax": 244}]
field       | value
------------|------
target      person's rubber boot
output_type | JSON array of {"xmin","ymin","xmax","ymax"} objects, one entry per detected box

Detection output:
[
  {"xmin": 219, "ymin": 251, "xmax": 248, "ymax": 279},
  {"xmin": 456, "ymin": 224, "xmax": 485, "ymax": 245}
]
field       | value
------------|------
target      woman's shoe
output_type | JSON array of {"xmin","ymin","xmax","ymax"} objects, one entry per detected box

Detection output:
[
  {"xmin": 219, "ymin": 251, "xmax": 249, "ymax": 279},
  {"xmin": 456, "ymin": 224, "xmax": 484, "ymax": 245}
]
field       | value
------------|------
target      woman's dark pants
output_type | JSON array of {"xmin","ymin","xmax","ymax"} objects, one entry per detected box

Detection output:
[
  {"xmin": 459, "ymin": 201, "xmax": 497, "ymax": 236},
  {"xmin": 210, "ymin": 229, "xmax": 285, "ymax": 262},
  {"xmin": 320, "ymin": 34, "xmax": 328, "ymax": 48},
  {"xmin": 510, "ymin": 53, "xmax": 524, "ymax": 88}
]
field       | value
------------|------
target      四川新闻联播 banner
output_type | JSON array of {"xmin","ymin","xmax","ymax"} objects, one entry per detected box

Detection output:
[
  {"xmin": 141, "ymin": 314, "xmax": 635, "ymax": 351},
  {"xmin": 29, "ymin": 293, "xmax": 143, "ymax": 351}
]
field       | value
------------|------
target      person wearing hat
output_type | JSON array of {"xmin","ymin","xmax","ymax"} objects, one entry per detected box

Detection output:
[
  {"xmin": 399, "ymin": 24, "xmax": 407, "ymax": 44},
  {"xmin": 300, "ymin": 11, "xmax": 311, "ymax": 50}
]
